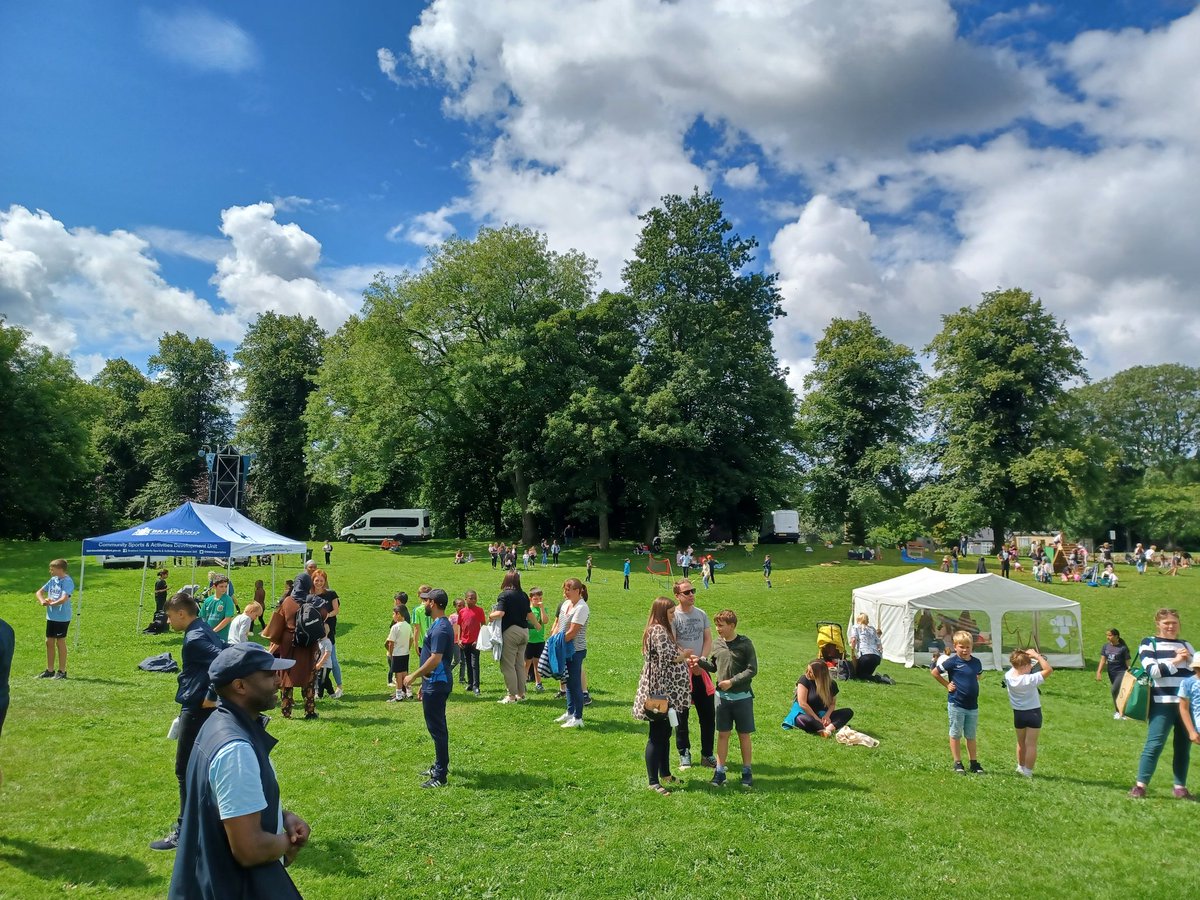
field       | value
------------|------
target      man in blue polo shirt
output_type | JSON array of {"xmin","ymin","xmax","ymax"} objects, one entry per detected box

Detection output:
[{"xmin": 405, "ymin": 588, "xmax": 455, "ymax": 787}]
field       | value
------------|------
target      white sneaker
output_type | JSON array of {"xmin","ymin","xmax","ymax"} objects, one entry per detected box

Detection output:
[
  {"xmin": 1016, "ymin": 766, "xmax": 1033, "ymax": 778},
  {"xmin": 498, "ymin": 696, "xmax": 516, "ymax": 704},
  {"xmin": 554, "ymin": 712, "xmax": 572, "ymax": 723},
  {"xmin": 561, "ymin": 716, "xmax": 582, "ymax": 728},
  {"xmin": 333, "ymin": 687, "xmax": 343, "ymax": 699},
  {"xmin": 1113, "ymin": 711, "xmax": 1122, "ymax": 720}
]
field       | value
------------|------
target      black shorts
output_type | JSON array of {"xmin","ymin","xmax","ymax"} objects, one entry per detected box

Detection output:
[
  {"xmin": 1013, "ymin": 708, "xmax": 1043, "ymax": 729},
  {"xmin": 525, "ymin": 641, "xmax": 545, "ymax": 660},
  {"xmin": 390, "ymin": 655, "xmax": 410, "ymax": 677},
  {"xmin": 45, "ymin": 620, "xmax": 69, "ymax": 639}
]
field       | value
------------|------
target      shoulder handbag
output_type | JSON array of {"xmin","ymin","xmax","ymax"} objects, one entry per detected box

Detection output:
[
  {"xmin": 642, "ymin": 694, "xmax": 669, "ymax": 721},
  {"xmin": 1117, "ymin": 638, "xmax": 1155, "ymax": 721}
]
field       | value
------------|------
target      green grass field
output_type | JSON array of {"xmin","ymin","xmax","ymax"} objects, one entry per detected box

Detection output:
[{"xmin": 0, "ymin": 538, "xmax": 1196, "ymax": 898}]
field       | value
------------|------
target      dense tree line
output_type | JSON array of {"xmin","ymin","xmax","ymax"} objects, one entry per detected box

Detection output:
[{"xmin": 3, "ymin": 193, "xmax": 1198, "ymax": 549}]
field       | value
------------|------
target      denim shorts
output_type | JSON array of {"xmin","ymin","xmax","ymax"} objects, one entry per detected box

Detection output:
[{"xmin": 947, "ymin": 704, "xmax": 979, "ymax": 739}]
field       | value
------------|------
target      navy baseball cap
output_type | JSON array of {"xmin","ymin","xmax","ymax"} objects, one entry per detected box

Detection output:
[{"xmin": 209, "ymin": 642, "xmax": 294, "ymax": 687}]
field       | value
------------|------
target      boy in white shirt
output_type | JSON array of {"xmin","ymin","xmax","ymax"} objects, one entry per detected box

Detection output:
[
  {"xmin": 227, "ymin": 601, "xmax": 263, "ymax": 645},
  {"xmin": 315, "ymin": 626, "xmax": 335, "ymax": 700},
  {"xmin": 386, "ymin": 606, "xmax": 414, "ymax": 702}
]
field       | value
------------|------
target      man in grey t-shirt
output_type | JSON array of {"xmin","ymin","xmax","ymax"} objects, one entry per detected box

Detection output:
[{"xmin": 672, "ymin": 579, "xmax": 715, "ymax": 769}]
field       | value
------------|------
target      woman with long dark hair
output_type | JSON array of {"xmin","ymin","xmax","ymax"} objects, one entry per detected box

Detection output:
[
  {"xmin": 632, "ymin": 597, "xmax": 692, "ymax": 795},
  {"xmin": 791, "ymin": 659, "xmax": 854, "ymax": 736},
  {"xmin": 1096, "ymin": 628, "xmax": 1131, "ymax": 718},
  {"xmin": 490, "ymin": 570, "xmax": 534, "ymax": 703}
]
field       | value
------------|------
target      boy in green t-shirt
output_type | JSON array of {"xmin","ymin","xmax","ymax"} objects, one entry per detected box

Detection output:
[
  {"xmin": 524, "ymin": 588, "xmax": 549, "ymax": 692},
  {"xmin": 696, "ymin": 609, "xmax": 758, "ymax": 788}
]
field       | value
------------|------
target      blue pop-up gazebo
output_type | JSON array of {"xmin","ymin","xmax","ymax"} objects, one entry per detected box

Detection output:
[{"xmin": 79, "ymin": 502, "xmax": 307, "ymax": 640}]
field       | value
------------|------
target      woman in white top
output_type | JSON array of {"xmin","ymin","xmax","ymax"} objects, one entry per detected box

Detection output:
[
  {"xmin": 849, "ymin": 613, "xmax": 884, "ymax": 679},
  {"xmin": 551, "ymin": 578, "xmax": 590, "ymax": 728}
]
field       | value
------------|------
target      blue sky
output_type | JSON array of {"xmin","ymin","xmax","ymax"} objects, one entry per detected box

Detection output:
[{"xmin": 2, "ymin": 1, "xmax": 1198, "ymax": 385}]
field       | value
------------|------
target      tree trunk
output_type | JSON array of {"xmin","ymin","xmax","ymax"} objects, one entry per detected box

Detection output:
[
  {"xmin": 456, "ymin": 508, "xmax": 467, "ymax": 540},
  {"xmin": 641, "ymin": 503, "xmax": 658, "ymax": 544},
  {"xmin": 511, "ymin": 466, "xmax": 537, "ymax": 546},
  {"xmin": 596, "ymin": 479, "xmax": 610, "ymax": 550},
  {"xmin": 990, "ymin": 517, "xmax": 1006, "ymax": 555}
]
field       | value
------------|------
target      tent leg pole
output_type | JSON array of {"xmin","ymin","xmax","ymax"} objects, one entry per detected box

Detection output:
[
  {"xmin": 75, "ymin": 546, "xmax": 86, "ymax": 651},
  {"xmin": 136, "ymin": 558, "xmax": 148, "ymax": 633}
]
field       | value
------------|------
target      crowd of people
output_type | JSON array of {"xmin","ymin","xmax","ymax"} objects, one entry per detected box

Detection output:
[{"xmin": 7, "ymin": 540, "xmax": 1199, "ymax": 896}]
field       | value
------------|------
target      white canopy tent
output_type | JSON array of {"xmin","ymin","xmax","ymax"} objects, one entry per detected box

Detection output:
[
  {"xmin": 851, "ymin": 568, "xmax": 1084, "ymax": 670},
  {"xmin": 79, "ymin": 502, "xmax": 307, "ymax": 641}
]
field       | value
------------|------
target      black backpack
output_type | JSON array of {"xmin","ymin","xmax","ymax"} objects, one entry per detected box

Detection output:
[{"xmin": 294, "ymin": 598, "xmax": 325, "ymax": 648}]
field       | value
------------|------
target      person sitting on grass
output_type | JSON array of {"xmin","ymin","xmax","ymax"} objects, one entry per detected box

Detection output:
[
  {"xmin": 1101, "ymin": 563, "xmax": 1119, "ymax": 587},
  {"xmin": 789, "ymin": 659, "xmax": 853, "ymax": 736}
]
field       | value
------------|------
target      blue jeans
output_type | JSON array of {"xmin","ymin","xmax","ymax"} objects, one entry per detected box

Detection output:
[
  {"xmin": 422, "ymin": 682, "xmax": 451, "ymax": 780},
  {"xmin": 329, "ymin": 642, "xmax": 342, "ymax": 687},
  {"xmin": 1138, "ymin": 702, "xmax": 1190, "ymax": 786},
  {"xmin": 566, "ymin": 648, "xmax": 587, "ymax": 720}
]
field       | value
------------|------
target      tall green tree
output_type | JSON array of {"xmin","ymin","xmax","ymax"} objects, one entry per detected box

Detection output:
[
  {"xmin": 89, "ymin": 358, "xmax": 152, "ymax": 529},
  {"xmin": 623, "ymin": 190, "xmax": 796, "ymax": 543},
  {"xmin": 0, "ymin": 320, "xmax": 98, "ymax": 538},
  {"xmin": 129, "ymin": 332, "xmax": 233, "ymax": 519},
  {"xmin": 797, "ymin": 314, "xmax": 923, "ymax": 543},
  {"xmin": 235, "ymin": 312, "xmax": 324, "ymax": 536},
  {"xmin": 914, "ymin": 288, "xmax": 1086, "ymax": 550}
]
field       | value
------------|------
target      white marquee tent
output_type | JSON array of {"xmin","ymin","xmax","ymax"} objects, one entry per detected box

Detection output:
[{"xmin": 851, "ymin": 568, "xmax": 1084, "ymax": 670}]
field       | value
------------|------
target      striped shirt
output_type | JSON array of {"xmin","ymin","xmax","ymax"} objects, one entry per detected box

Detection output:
[{"xmin": 1139, "ymin": 637, "xmax": 1196, "ymax": 704}]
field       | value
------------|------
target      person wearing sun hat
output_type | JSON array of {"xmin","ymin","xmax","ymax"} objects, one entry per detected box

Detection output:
[{"xmin": 169, "ymin": 643, "xmax": 309, "ymax": 899}]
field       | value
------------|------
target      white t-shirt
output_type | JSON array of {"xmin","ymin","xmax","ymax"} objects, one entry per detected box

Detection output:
[
  {"xmin": 388, "ymin": 621, "xmax": 413, "ymax": 657},
  {"xmin": 559, "ymin": 600, "xmax": 590, "ymax": 652},
  {"xmin": 228, "ymin": 613, "xmax": 253, "ymax": 645},
  {"xmin": 1004, "ymin": 669, "xmax": 1045, "ymax": 711},
  {"xmin": 317, "ymin": 637, "xmax": 333, "ymax": 669}
]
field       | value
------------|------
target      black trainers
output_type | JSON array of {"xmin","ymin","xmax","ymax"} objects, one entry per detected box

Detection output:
[
  {"xmin": 583, "ymin": 692, "xmax": 593, "ymax": 706},
  {"xmin": 740, "ymin": 768, "xmax": 753, "ymax": 788},
  {"xmin": 710, "ymin": 770, "xmax": 727, "ymax": 787},
  {"xmin": 421, "ymin": 777, "xmax": 447, "ymax": 788},
  {"xmin": 36, "ymin": 669, "xmax": 54, "ymax": 679},
  {"xmin": 954, "ymin": 761, "xmax": 967, "ymax": 775},
  {"xmin": 149, "ymin": 828, "xmax": 180, "ymax": 851},
  {"xmin": 53, "ymin": 671, "xmax": 67, "ymax": 680},
  {"xmin": 969, "ymin": 760, "xmax": 985, "ymax": 774}
]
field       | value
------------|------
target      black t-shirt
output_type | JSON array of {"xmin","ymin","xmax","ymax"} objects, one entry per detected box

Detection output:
[
  {"xmin": 1100, "ymin": 642, "xmax": 1131, "ymax": 675},
  {"xmin": 495, "ymin": 589, "xmax": 531, "ymax": 631},
  {"xmin": 315, "ymin": 589, "xmax": 339, "ymax": 640},
  {"xmin": 154, "ymin": 578, "xmax": 168, "ymax": 601},
  {"xmin": 796, "ymin": 674, "xmax": 838, "ymax": 713}
]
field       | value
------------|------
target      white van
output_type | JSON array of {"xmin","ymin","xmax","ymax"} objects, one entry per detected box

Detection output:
[
  {"xmin": 759, "ymin": 510, "xmax": 801, "ymax": 543},
  {"xmin": 340, "ymin": 508, "xmax": 433, "ymax": 543}
]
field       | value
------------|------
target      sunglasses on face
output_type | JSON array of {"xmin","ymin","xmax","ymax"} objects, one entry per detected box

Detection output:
[{"xmin": 679, "ymin": 588, "xmax": 696, "ymax": 595}]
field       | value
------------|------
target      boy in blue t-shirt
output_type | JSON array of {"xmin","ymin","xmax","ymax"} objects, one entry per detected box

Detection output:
[
  {"xmin": 932, "ymin": 630, "xmax": 985, "ymax": 774},
  {"xmin": 35, "ymin": 558, "xmax": 74, "ymax": 679},
  {"xmin": 1180, "ymin": 657, "xmax": 1200, "ymax": 746}
]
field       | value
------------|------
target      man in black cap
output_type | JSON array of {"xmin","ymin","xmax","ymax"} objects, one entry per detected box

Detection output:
[
  {"xmin": 169, "ymin": 643, "xmax": 309, "ymax": 899},
  {"xmin": 404, "ymin": 588, "xmax": 454, "ymax": 787}
]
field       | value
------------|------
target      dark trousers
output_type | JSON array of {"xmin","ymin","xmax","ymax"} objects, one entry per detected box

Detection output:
[
  {"xmin": 422, "ymin": 683, "xmax": 451, "ymax": 780},
  {"xmin": 676, "ymin": 673, "xmax": 715, "ymax": 758},
  {"xmin": 324, "ymin": 552, "xmax": 331, "ymax": 565},
  {"xmin": 623, "ymin": 575, "xmax": 630, "ymax": 590},
  {"xmin": 854, "ymin": 654, "xmax": 882, "ymax": 679},
  {"xmin": 1108, "ymin": 669, "xmax": 1124, "ymax": 709},
  {"xmin": 174, "ymin": 705, "xmax": 215, "ymax": 827},
  {"xmin": 646, "ymin": 719, "xmax": 673, "ymax": 785},
  {"xmin": 462, "ymin": 645, "xmax": 481, "ymax": 690},
  {"xmin": 793, "ymin": 708, "xmax": 853, "ymax": 734}
]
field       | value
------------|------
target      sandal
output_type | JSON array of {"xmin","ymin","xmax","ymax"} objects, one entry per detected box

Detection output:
[
  {"xmin": 649, "ymin": 783, "xmax": 672, "ymax": 796},
  {"xmin": 661, "ymin": 775, "xmax": 682, "ymax": 786}
]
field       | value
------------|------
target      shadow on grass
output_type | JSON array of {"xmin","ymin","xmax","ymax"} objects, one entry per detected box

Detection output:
[
  {"xmin": 0, "ymin": 836, "xmax": 156, "ymax": 888},
  {"xmin": 452, "ymin": 770, "xmax": 550, "ymax": 792},
  {"xmin": 292, "ymin": 838, "xmax": 367, "ymax": 878}
]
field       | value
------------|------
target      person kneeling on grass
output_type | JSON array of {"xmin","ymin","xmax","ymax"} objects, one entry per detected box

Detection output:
[
  {"xmin": 1004, "ymin": 648, "xmax": 1053, "ymax": 777},
  {"xmin": 789, "ymin": 659, "xmax": 854, "ymax": 736},
  {"xmin": 694, "ymin": 609, "xmax": 757, "ymax": 788}
]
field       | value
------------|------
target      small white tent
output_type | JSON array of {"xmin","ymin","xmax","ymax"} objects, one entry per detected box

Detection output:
[{"xmin": 851, "ymin": 569, "xmax": 1084, "ymax": 670}]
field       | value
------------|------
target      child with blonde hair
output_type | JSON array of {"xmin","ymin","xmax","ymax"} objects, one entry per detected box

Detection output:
[
  {"xmin": 1004, "ymin": 648, "xmax": 1053, "ymax": 776},
  {"xmin": 932, "ymin": 631, "xmax": 985, "ymax": 774}
]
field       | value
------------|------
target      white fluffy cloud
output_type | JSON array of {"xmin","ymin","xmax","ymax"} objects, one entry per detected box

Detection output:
[
  {"xmin": 403, "ymin": 1, "xmax": 1200, "ymax": 378},
  {"xmin": 213, "ymin": 203, "xmax": 356, "ymax": 331},
  {"xmin": 140, "ymin": 9, "xmax": 259, "ymax": 74},
  {"xmin": 0, "ymin": 205, "xmax": 237, "ymax": 356}
]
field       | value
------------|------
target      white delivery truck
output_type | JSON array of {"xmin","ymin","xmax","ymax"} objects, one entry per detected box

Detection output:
[
  {"xmin": 340, "ymin": 508, "xmax": 433, "ymax": 544},
  {"xmin": 759, "ymin": 509, "xmax": 801, "ymax": 543}
]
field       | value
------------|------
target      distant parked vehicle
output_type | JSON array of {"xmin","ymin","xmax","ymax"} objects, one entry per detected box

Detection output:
[
  {"xmin": 340, "ymin": 508, "xmax": 434, "ymax": 544},
  {"xmin": 759, "ymin": 510, "xmax": 801, "ymax": 543}
]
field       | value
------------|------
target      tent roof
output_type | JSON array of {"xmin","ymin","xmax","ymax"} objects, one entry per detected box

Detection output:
[
  {"xmin": 852, "ymin": 568, "xmax": 1080, "ymax": 613},
  {"xmin": 83, "ymin": 502, "xmax": 306, "ymax": 557}
]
